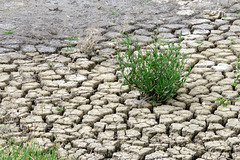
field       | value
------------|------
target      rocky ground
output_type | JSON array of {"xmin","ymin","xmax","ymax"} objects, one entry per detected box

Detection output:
[{"xmin": 1, "ymin": 0, "xmax": 240, "ymax": 159}]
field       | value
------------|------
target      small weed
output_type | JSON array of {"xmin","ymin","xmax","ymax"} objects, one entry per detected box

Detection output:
[
  {"xmin": 230, "ymin": 40, "xmax": 235, "ymax": 45},
  {"xmin": 4, "ymin": 29, "xmax": 14, "ymax": 34},
  {"xmin": 48, "ymin": 60, "xmax": 55, "ymax": 67},
  {"xmin": 66, "ymin": 35, "xmax": 78, "ymax": 41},
  {"xmin": 111, "ymin": 9, "xmax": 119, "ymax": 15},
  {"xmin": 117, "ymin": 32, "xmax": 191, "ymax": 102},
  {"xmin": 111, "ymin": 38, "xmax": 116, "ymax": 42},
  {"xmin": 222, "ymin": 15, "xmax": 227, "ymax": 18},
  {"xmin": 56, "ymin": 106, "xmax": 64, "ymax": 112},
  {"xmin": 152, "ymin": 101, "xmax": 157, "ymax": 106},
  {"xmin": 65, "ymin": 43, "xmax": 75, "ymax": 52},
  {"xmin": 195, "ymin": 40, "xmax": 202, "ymax": 44},
  {"xmin": 143, "ymin": 0, "xmax": 150, "ymax": 5},
  {"xmin": 65, "ymin": 35, "xmax": 78, "ymax": 52}
]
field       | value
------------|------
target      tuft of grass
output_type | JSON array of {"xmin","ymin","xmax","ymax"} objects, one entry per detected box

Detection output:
[
  {"xmin": 0, "ymin": 141, "xmax": 61, "ymax": 160},
  {"xmin": 66, "ymin": 35, "xmax": 78, "ymax": 41},
  {"xmin": 4, "ymin": 29, "xmax": 14, "ymax": 34},
  {"xmin": 65, "ymin": 35, "xmax": 78, "ymax": 52},
  {"xmin": 117, "ymin": 32, "xmax": 191, "ymax": 103},
  {"xmin": 111, "ymin": 8, "xmax": 119, "ymax": 15},
  {"xmin": 77, "ymin": 28, "xmax": 96, "ymax": 54}
]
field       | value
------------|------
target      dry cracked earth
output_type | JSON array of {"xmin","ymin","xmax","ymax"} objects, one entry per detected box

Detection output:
[{"xmin": 1, "ymin": 0, "xmax": 240, "ymax": 160}]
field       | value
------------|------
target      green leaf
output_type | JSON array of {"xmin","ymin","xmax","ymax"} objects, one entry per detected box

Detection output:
[
  {"xmin": 195, "ymin": 40, "xmax": 202, "ymax": 44},
  {"xmin": 232, "ymin": 82, "xmax": 238, "ymax": 87},
  {"xmin": 4, "ymin": 29, "xmax": 14, "ymax": 34}
]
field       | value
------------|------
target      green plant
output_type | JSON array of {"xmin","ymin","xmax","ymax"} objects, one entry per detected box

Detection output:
[
  {"xmin": 195, "ymin": 40, "xmax": 202, "ymax": 44},
  {"xmin": 143, "ymin": 0, "xmax": 150, "ymax": 5},
  {"xmin": 65, "ymin": 35, "xmax": 78, "ymax": 52},
  {"xmin": 111, "ymin": 8, "xmax": 119, "ymax": 15},
  {"xmin": 216, "ymin": 58, "xmax": 240, "ymax": 107},
  {"xmin": 230, "ymin": 40, "xmax": 235, "ymax": 45},
  {"xmin": 117, "ymin": 32, "xmax": 191, "ymax": 103},
  {"xmin": 66, "ymin": 35, "xmax": 78, "ymax": 41},
  {"xmin": 56, "ymin": 106, "xmax": 64, "ymax": 112},
  {"xmin": 0, "ymin": 141, "xmax": 61, "ymax": 160},
  {"xmin": 4, "ymin": 30, "xmax": 14, "ymax": 34},
  {"xmin": 48, "ymin": 60, "xmax": 55, "ymax": 67}
]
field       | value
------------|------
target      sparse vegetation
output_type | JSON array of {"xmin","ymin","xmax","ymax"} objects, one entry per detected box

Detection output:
[
  {"xmin": 0, "ymin": 112, "xmax": 61, "ymax": 160},
  {"xmin": 4, "ymin": 29, "xmax": 14, "ymax": 34},
  {"xmin": 65, "ymin": 35, "xmax": 78, "ymax": 52},
  {"xmin": 56, "ymin": 106, "xmax": 64, "ymax": 112},
  {"xmin": 216, "ymin": 58, "xmax": 240, "ymax": 107},
  {"xmin": 111, "ymin": 8, "xmax": 119, "ymax": 15},
  {"xmin": 0, "ymin": 141, "xmax": 61, "ymax": 160}
]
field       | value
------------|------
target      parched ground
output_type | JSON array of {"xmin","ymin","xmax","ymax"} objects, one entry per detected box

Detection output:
[{"xmin": 1, "ymin": 0, "xmax": 240, "ymax": 159}]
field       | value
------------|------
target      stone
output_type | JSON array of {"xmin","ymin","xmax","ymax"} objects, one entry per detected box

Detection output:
[
  {"xmin": 189, "ymin": 86, "xmax": 209, "ymax": 96},
  {"xmin": 20, "ymin": 115, "xmax": 43, "ymax": 124},
  {"xmin": 21, "ymin": 45, "xmax": 37, "ymax": 53},
  {"xmin": 226, "ymin": 119, "xmax": 240, "ymax": 133},
  {"xmin": 230, "ymin": 25, "xmax": 240, "ymax": 33},
  {"xmin": 217, "ymin": 78, "xmax": 234, "ymax": 86},
  {"xmin": 177, "ymin": 10, "xmax": 194, "ymax": 16},
  {"xmin": 36, "ymin": 45, "xmax": 56, "ymax": 53},
  {"xmin": 32, "ymin": 103, "xmax": 53, "ymax": 116},
  {"xmin": 192, "ymin": 24, "xmax": 215, "ymax": 30},
  {"xmin": 203, "ymin": 10, "xmax": 225, "ymax": 20},
  {"xmin": 0, "ymin": 73, "xmax": 10, "ymax": 82},
  {"xmin": 182, "ymin": 124, "xmax": 204, "ymax": 138},
  {"xmin": 204, "ymin": 140, "xmax": 231, "ymax": 152},
  {"xmin": 208, "ymin": 123, "xmax": 224, "ymax": 131},
  {"xmin": 211, "ymin": 63, "xmax": 233, "ymax": 72},
  {"xmin": 188, "ymin": 19, "xmax": 211, "ymax": 26},
  {"xmin": 198, "ymin": 41, "xmax": 214, "ymax": 52},
  {"xmin": 193, "ymin": 29, "xmax": 210, "ymax": 35},
  {"xmin": 219, "ymin": 25, "xmax": 230, "ymax": 31},
  {"xmin": 131, "ymin": 35, "xmax": 153, "ymax": 43},
  {"xmin": 162, "ymin": 24, "xmax": 186, "ymax": 30},
  {"xmin": 101, "ymin": 114, "xmax": 124, "ymax": 124},
  {"xmin": 216, "ymin": 128, "xmax": 236, "ymax": 140},
  {"xmin": 208, "ymin": 35, "xmax": 224, "ymax": 43},
  {"xmin": 195, "ymin": 60, "xmax": 215, "ymax": 68}
]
